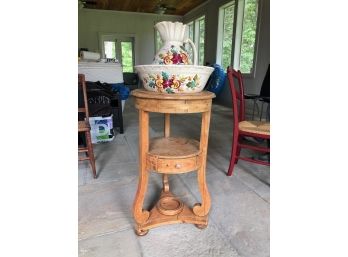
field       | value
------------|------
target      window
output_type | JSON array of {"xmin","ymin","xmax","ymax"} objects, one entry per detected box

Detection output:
[
  {"xmin": 104, "ymin": 41, "xmax": 116, "ymax": 59},
  {"xmin": 155, "ymin": 30, "xmax": 163, "ymax": 54},
  {"xmin": 239, "ymin": 0, "xmax": 259, "ymax": 73},
  {"xmin": 185, "ymin": 16, "xmax": 205, "ymax": 65},
  {"xmin": 120, "ymin": 42, "xmax": 134, "ymax": 72},
  {"xmin": 99, "ymin": 34, "xmax": 135, "ymax": 72},
  {"xmin": 217, "ymin": 0, "xmax": 259, "ymax": 74},
  {"xmin": 186, "ymin": 22, "xmax": 194, "ymax": 61},
  {"xmin": 217, "ymin": 2, "xmax": 235, "ymax": 70},
  {"xmin": 197, "ymin": 17, "xmax": 205, "ymax": 66},
  {"xmin": 188, "ymin": 22, "xmax": 194, "ymax": 41}
]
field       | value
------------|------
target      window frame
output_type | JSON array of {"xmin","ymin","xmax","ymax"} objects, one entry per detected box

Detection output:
[
  {"xmin": 185, "ymin": 15, "xmax": 206, "ymax": 65},
  {"xmin": 216, "ymin": 0, "xmax": 262, "ymax": 77},
  {"xmin": 187, "ymin": 21, "xmax": 194, "ymax": 42},
  {"xmin": 216, "ymin": 1, "xmax": 236, "ymax": 71},
  {"xmin": 98, "ymin": 33, "xmax": 136, "ymax": 72}
]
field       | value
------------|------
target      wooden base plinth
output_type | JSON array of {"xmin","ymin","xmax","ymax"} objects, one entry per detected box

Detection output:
[{"xmin": 135, "ymin": 191, "xmax": 208, "ymax": 235}]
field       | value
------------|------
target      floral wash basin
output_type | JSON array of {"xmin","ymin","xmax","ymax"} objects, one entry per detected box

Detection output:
[{"xmin": 135, "ymin": 65, "xmax": 214, "ymax": 94}]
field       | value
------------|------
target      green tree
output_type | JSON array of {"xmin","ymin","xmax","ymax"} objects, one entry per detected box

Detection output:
[
  {"xmin": 121, "ymin": 42, "xmax": 133, "ymax": 72},
  {"xmin": 240, "ymin": 0, "xmax": 258, "ymax": 73},
  {"xmin": 198, "ymin": 18, "xmax": 205, "ymax": 65},
  {"xmin": 222, "ymin": 4, "xmax": 235, "ymax": 69}
]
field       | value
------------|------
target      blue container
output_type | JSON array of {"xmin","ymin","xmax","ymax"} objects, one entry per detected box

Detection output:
[
  {"xmin": 205, "ymin": 64, "xmax": 226, "ymax": 96},
  {"xmin": 111, "ymin": 83, "xmax": 130, "ymax": 100}
]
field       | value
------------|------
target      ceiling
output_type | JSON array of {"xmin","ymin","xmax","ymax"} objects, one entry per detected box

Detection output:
[{"xmin": 81, "ymin": 0, "xmax": 209, "ymax": 16}]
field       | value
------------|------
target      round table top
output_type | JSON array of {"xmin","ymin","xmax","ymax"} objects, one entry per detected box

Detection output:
[{"xmin": 131, "ymin": 89, "xmax": 215, "ymax": 100}]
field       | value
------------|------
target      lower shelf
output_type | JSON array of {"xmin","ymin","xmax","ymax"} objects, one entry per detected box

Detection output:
[{"xmin": 148, "ymin": 137, "xmax": 200, "ymax": 158}]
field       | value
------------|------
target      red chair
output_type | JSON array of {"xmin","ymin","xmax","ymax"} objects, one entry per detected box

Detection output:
[{"xmin": 226, "ymin": 67, "xmax": 270, "ymax": 176}]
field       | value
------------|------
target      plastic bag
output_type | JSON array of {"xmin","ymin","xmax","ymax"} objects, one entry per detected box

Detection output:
[
  {"xmin": 89, "ymin": 115, "xmax": 114, "ymax": 144},
  {"xmin": 111, "ymin": 83, "xmax": 130, "ymax": 100}
]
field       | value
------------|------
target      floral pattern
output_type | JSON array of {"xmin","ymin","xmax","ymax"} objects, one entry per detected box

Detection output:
[
  {"xmin": 143, "ymin": 71, "xmax": 200, "ymax": 93},
  {"xmin": 156, "ymin": 45, "xmax": 191, "ymax": 65}
]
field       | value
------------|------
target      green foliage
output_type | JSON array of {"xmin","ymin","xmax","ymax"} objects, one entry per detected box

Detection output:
[
  {"xmin": 240, "ymin": 0, "xmax": 258, "ymax": 73},
  {"xmin": 198, "ymin": 18, "xmax": 205, "ymax": 65},
  {"xmin": 221, "ymin": 0, "xmax": 258, "ymax": 73},
  {"xmin": 156, "ymin": 30, "xmax": 163, "ymax": 52},
  {"xmin": 222, "ymin": 4, "xmax": 234, "ymax": 70},
  {"xmin": 121, "ymin": 42, "xmax": 133, "ymax": 72}
]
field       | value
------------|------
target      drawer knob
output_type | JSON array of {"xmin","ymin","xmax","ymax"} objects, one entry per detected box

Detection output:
[{"xmin": 175, "ymin": 163, "xmax": 182, "ymax": 169}]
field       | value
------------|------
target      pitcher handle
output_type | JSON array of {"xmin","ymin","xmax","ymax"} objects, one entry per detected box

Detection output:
[{"xmin": 184, "ymin": 38, "xmax": 198, "ymax": 65}]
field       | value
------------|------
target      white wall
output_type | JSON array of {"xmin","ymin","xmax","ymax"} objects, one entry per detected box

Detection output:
[
  {"xmin": 78, "ymin": 9, "xmax": 182, "ymax": 65},
  {"xmin": 184, "ymin": 0, "xmax": 270, "ymax": 107}
]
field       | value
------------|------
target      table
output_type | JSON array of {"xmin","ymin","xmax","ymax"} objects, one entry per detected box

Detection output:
[{"xmin": 131, "ymin": 89, "xmax": 215, "ymax": 236}]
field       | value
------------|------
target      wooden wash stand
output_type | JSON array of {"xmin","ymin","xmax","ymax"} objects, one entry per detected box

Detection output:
[{"xmin": 131, "ymin": 89, "xmax": 215, "ymax": 236}]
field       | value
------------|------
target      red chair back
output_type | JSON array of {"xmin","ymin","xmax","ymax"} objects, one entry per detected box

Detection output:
[{"xmin": 227, "ymin": 67, "xmax": 246, "ymax": 125}]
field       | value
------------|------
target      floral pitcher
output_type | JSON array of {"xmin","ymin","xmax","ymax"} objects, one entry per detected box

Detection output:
[{"xmin": 153, "ymin": 21, "xmax": 197, "ymax": 65}]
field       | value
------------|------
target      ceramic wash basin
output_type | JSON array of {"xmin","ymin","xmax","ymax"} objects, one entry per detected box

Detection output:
[{"xmin": 135, "ymin": 65, "xmax": 214, "ymax": 94}]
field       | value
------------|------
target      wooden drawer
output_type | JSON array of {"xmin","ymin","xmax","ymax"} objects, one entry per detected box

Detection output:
[{"xmin": 147, "ymin": 155, "xmax": 201, "ymax": 174}]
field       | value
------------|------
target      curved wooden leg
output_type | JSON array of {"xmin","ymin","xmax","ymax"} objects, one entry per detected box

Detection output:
[
  {"xmin": 132, "ymin": 110, "xmax": 150, "ymax": 225},
  {"xmin": 193, "ymin": 164, "xmax": 211, "ymax": 217},
  {"xmin": 132, "ymin": 166, "xmax": 150, "ymax": 224},
  {"xmin": 193, "ymin": 111, "xmax": 211, "ymax": 217}
]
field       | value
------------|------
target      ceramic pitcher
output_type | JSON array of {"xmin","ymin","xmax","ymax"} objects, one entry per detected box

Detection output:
[{"xmin": 153, "ymin": 21, "xmax": 198, "ymax": 65}]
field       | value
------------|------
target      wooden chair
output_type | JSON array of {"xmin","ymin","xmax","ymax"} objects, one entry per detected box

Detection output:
[
  {"xmin": 226, "ymin": 67, "xmax": 270, "ymax": 176},
  {"xmin": 78, "ymin": 74, "xmax": 97, "ymax": 178}
]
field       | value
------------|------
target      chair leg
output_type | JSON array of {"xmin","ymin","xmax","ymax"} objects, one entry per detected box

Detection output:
[
  {"xmin": 85, "ymin": 130, "xmax": 97, "ymax": 179},
  {"xmin": 227, "ymin": 131, "xmax": 239, "ymax": 176},
  {"xmin": 235, "ymin": 143, "xmax": 241, "ymax": 164}
]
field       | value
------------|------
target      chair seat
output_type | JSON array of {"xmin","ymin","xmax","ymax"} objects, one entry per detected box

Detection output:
[
  {"xmin": 239, "ymin": 120, "xmax": 270, "ymax": 135},
  {"xmin": 78, "ymin": 120, "xmax": 90, "ymax": 132}
]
